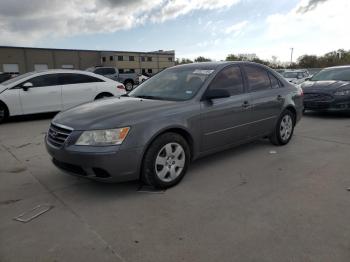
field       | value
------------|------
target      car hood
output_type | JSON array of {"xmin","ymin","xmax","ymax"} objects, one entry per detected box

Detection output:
[
  {"xmin": 301, "ymin": 80, "xmax": 350, "ymax": 92},
  {"xmin": 53, "ymin": 97, "xmax": 183, "ymax": 130}
]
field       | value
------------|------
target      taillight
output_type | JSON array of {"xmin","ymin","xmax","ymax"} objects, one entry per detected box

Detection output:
[{"xmin": 117, "ymin": 84, "xmax": 125, "ymax": 90}]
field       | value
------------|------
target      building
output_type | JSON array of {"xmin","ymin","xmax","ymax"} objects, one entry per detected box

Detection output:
[{"xmin": 0, "ymin": 46, "xmax": 175, "ymax": 75}]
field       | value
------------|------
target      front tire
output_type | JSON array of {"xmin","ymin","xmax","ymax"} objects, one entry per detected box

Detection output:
[
  {"xmin": 270, "ymin": 109, "xmax": 295, "ymax": 146},
  {"xmin": 141, "ymin": 133, "xmax": 190, "ymax": 189}
]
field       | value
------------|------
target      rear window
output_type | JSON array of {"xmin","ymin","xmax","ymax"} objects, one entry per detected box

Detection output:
[{"xmin": 94, "ymin": 68, "xmax": 116, "ymax": 75}]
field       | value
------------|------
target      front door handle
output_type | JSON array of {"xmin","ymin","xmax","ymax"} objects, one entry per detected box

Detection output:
[{"xmin": 242, "ymin": 101, "xmax": 250, "ymax": 108}]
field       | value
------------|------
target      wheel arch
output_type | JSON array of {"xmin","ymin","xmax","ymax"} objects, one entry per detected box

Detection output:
[
  {"xmin": 94, "ymin": 92, "xmax": 114, "ymax": 100},
  {"xmin": 0, "ymin": 100, "xmax": 9, "ymax": 117},
  {"xmin": 284, "ymin": 105, "xmax": 297, "ymax": 124},
  {"xmin": 138, "ymin": 126, "xmax": 195, "ymax": 178}
]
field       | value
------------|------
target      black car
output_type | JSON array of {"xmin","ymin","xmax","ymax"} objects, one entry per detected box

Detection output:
[{"xmin": 301, "ymin": 66, "xmax": 350, "ymax": 112}]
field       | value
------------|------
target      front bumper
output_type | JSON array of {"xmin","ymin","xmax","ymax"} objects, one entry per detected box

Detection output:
[
  {"xmin": 45, "ymin": 137, "xmax": 143, "ymax": 183},
  {"xmin": 303, "ymin": 93, "xmax": 350, "ymax": 111}
]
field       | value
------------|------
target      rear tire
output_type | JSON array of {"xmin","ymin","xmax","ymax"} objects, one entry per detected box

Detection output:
[
  {"xmin": 141, "ymin": 133, "xmax": 190, "ymax": 189},
  {"xmin": 270, "ymin": 109, "xmax": 295, "ymax": 146},
  {"xmin": 124, "ymin": 81, "xmax": 134, "ymax": 92},
  {"xmin": 0, "ymin": 103, "xmax": 8, "ymax": 124}
]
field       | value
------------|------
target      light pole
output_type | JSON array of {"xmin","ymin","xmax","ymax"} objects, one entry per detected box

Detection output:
[{"xmin": 290, "ymin": 47, "xmax": 294, "ymax": 67}]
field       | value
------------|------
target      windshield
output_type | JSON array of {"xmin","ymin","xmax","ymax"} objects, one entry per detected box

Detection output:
[
  {"xmin": 310, "ymin": 67, "xmax": 350, "ymax": 81},
  {"xmin": 1, "ymin": 72, "xmax": 36, "ymax": 86},
  {"xmin": 128, "ymin": 67, "xmax": 214, "ymax": 101}
]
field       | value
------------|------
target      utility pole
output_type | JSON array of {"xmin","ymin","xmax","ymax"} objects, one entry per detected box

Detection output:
[{"xmin": 290, "ymin": 47, "xmax": 294, "ymax": 66}]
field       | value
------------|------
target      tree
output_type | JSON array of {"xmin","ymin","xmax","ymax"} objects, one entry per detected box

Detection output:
[
  {"xmin": 194, "ymin": 56, "xmax": 212, "ymax": 62},
  {"xmin": 175, "ymin": 58, "xmax": 193, "ymax": 65},
  {"xmin": 225, "ymin": 54, "xmax": 239, "ymax": 61}
]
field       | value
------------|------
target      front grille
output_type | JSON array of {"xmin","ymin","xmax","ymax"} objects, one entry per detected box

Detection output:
[
  {"xmin": 304, "ymin": 93, "xmax": 334, "ymax": 102},
  {"xmin": 47, "ymin": 123, "xmax": 73, "ymax": 148}
]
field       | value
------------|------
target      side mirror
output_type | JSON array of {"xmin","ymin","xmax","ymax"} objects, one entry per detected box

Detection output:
[
  {"xmin": 203, "ymin": 89, "xmax": 230, "ymax": 100},
  {"xmin": 22, "ymin": 82, "xmax": 33, "ymax": 91}
]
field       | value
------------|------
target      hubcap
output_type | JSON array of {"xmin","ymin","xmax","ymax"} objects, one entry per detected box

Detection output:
[
  {"xmin": 280, "ymin": 114, "xmax": 293, "ymax": 141},
  {"xmin": 155, "ymin": 143, "xmax": 185, "ymax": 182},
  {"xmin": 125, "ymin": 82, "xmax": 133, "ymax": 91}
]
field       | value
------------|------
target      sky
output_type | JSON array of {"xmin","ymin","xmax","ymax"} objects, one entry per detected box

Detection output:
[{"xmin": 0, "ymin": 0, "xmax": 348, "ymax": 62}]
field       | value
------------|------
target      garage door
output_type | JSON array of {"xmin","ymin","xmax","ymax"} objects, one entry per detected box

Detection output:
[
  {"xmin": 3, "ymin": 64, "xmax": 19, "ymax": 73},
  {"xmin": 34, "ymin": 64, "xmax": 49, "ymax": 71}
]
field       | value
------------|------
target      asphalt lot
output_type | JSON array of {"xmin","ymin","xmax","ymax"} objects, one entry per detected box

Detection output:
[{"xmin": 1, "ymin": 112, "xmax": 350, "ymax": 262}]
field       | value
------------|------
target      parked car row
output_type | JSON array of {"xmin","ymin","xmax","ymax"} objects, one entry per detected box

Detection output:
[{"xmin": 0, "ymin": 69, "xmax": 126, "ymax": 123}]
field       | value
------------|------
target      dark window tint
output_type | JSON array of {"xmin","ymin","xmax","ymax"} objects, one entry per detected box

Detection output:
[
  {"xmin": 27, "ymin": 74, "xmax": 60, "ymax": 87},
  {"xmin": 147, "ymin": 69, "xmax": 153, "ymax": 74},
  {"xmin": 118, "ymin": 56, "xmax": 123, "ymax": 61},
  {"xmin": 142, "ymin": 68, "xmax": 146, "ymax": 74},
  {"xmin": 109, "ymin": 56, "xmax": 114, "ymax": 61},
  {"xmin": 102, "ymin": 57, "xmax": 106, "ymax": 62},
  {"xmin": 119, "ymin": 69, "xmax": 124, "ymax": 73},
  {"xmin": 147, "ymin": 57, "xmax": 152, "ymax": 62},
  {"xmin": 244, "ymin": 66, "xmax": 271, "ymax": 92},
  {"xmin": 141, "ymin": 57, "xmax": 145, "ymax": 62},
  {"xmin": 0, "ymin": 74, "xmax": 12, "ymax": 83},
  {"xmin": 129, "ymin": 56, "xmax": 134, "ymax": 61},
  {"xmin": 125, "ymin": 69, "xmax": 135, "ymax": 73},
  {"xmin": 269, "ymin": 73, "xmax": 280, "ymax": 89},
  {"xmin": 94, "ymin": 68, "xmax": 116, "ymax": 75},
  {"xmin": 209, "ymin": 66, "xmax": 244, "ymax": 96},
  {"xmin": 59, "ymin": 73, "xmax": 104, "ymax": 85}
]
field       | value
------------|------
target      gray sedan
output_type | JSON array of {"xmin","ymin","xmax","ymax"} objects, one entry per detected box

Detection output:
[{"xmin": 45, "ymin": 62, "xmax": 303, "ymax": 189}]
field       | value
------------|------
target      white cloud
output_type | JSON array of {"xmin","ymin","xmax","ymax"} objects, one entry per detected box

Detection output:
[
  {"xmin": 263, "ymin": 0, "xmax": 350, "ymax": 61},
  {"xmin": 224, "ymin": 20, "xmax": 248, "ymax": 36},
  {"xmin": 0, "ymin": 0, "xmax": 241, "ymax": 45}
]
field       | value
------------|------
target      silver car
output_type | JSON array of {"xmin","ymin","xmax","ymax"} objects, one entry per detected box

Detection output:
[{"xmin": 46, "ymin": 62, "xmax": 303, "ymax": 189}]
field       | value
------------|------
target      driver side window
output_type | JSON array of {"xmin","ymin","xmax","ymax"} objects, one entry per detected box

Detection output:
[
  {"xmin": 16, "ymin": 74, "xmax": 60, "ymax": 88},
  {"xmin": 208, "ymin": 66, "xmax": 244, "ymax": 96}
]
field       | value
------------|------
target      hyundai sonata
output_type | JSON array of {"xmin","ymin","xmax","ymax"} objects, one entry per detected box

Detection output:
[{"xmin": 46, "ymin": 62, "xmax": 303, "ymax": 189}]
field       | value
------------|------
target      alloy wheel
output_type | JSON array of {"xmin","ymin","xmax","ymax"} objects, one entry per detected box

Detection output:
[
  {"xmin": 155, "ymin": 143, "xmax": 186, "ymax": 182},
  {"xmin": 280, "ymin": 114, "xmax": 293, "ymax": 141}
]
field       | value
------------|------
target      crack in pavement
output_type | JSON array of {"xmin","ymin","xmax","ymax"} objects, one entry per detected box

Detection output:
[{"xmin": 1, "ymin": 144, "xmax": 127, "ymax": 262}]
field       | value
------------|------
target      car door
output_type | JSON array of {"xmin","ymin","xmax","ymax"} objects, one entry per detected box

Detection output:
[
  {"xmin": 200, "ymin": 65, "xmax": 254, "ymax": 152},
  {"xmin": 18, "ymin": 73, "xmax": 62, "ymax": 114},
  {"xmin": 243, "ymin": 65, "xmax": 284, "ymax": 137},
  {"xmin": 60, "ymin": 73, "xmax": 105, "ymax": 109}
]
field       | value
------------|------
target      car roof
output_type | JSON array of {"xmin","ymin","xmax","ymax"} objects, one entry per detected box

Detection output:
[
  {"xmin": 324, "ymin": 65, "xmax": 350, "ymax": 70},
  {"xmin": 173, "ymin": 61, "xmax": 272, "ymax": 71}
]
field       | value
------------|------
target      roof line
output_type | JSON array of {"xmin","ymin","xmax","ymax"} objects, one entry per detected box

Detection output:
[{"xmin": 0, "ymin": 46, "xmax": 175, "ymax": 55}]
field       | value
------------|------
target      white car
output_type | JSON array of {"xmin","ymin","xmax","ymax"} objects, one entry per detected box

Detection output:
[
  {"xmin": 282, "ymin": 70, "xmax": 310, "ymax": 85},
  {"xmin": 0, "ymin": 69, "xmax": 126, "ymax": 123}
]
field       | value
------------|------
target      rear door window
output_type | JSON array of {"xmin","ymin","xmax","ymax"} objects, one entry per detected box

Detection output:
[
  {"xmin": 208, "ymin": 66, "xmax": 244, "ymax": 96},
  {"xmin": 268, "ymin": 73, "xmax": 280, "ymax": 89},
  {"xmin": 244, "ymin": 65, "xmax": 271, "ymax": 92},
  {"xmin": 59, "ymin": 73, "xmax": 104, "ymax": 85}
]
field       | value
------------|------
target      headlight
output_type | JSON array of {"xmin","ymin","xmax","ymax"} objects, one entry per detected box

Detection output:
[
  {"xmin": 75, "ymin": 127, "xmax": 130, "ymax": 146},
  {"xmin": 334, "ymin": 89, "xmax": 350, "ymax": 96}
]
